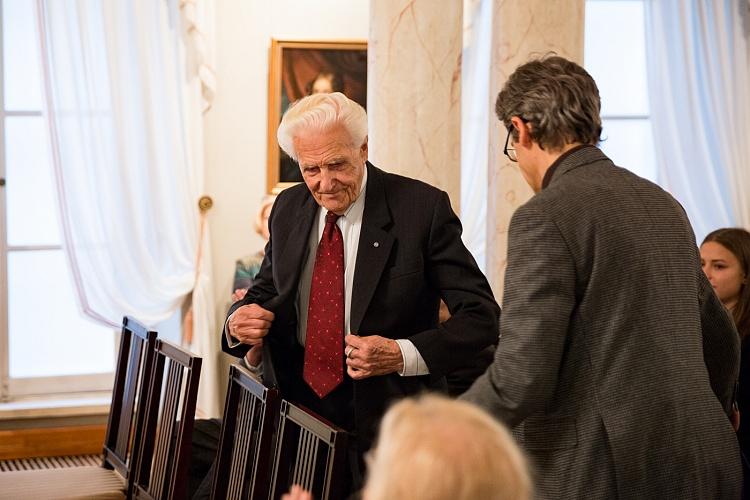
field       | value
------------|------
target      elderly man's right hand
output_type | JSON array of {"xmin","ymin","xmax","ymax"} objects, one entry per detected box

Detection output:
[{"xmin": 228, "ymin": 303, "xmax": 275, "ymax": 346}]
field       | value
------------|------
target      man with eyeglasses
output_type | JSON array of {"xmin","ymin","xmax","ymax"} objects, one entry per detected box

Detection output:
[{"xmin": 461, "ymin": 55, "xmax": 742, "ymax": 499}]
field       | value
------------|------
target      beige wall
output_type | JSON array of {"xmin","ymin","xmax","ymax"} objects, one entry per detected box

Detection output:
[
  {"xmin": 486, "ymin": 0, "xmax": 585, "ymax": 300},
  {"xmin": 204, "ymin": 1, "xmax": 369, "ymax": 327}
]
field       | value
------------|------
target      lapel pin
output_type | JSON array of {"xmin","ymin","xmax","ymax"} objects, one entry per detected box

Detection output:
[{"xmin": 373, "ymin": 242, "xmax": 380, "ymax": 248}]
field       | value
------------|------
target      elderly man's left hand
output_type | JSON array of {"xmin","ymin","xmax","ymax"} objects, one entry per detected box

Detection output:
[{"xmin": 344, "ymin": 334, "xmax": 404, "ymax": 379}]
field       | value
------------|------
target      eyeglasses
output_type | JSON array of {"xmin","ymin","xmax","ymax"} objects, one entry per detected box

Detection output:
[{"xmin": 503, "ymin": 127, "xmax": 517, "ymax": 162}]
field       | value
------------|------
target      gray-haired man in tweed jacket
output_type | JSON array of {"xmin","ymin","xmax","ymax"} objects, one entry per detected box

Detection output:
[{"xmin": 462, "ymin": 55, "xmax": 742, "ymax": 499}]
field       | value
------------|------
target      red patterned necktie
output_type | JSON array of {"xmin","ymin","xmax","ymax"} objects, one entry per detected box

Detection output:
[{"xmin": 303, "ymin": 211, "xmax": 345, "ymax": 398}]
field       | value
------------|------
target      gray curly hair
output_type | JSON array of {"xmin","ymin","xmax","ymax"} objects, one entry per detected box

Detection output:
[{"xmin": 496, "ymin": 54, "xmax": 602, "ymax": 150}]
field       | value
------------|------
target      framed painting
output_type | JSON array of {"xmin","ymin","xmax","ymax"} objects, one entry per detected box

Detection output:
[{"xmin": 266, "ymin": 39, "xmax": 368, "ymax": 193}]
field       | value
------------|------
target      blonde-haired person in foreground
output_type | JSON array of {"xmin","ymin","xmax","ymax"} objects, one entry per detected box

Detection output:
[
  {"xmin": 283, "ymin": 395, "xmax": 531, "ymax": 500},
  {"xmin": 365, "ymin": 395, "xmax": 531, "ymax": 500}
]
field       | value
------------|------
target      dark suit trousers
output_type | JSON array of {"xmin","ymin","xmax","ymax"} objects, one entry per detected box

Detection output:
[{"xmin": 188, "ymin": 418, "xmax": 222, "ymax": 499}]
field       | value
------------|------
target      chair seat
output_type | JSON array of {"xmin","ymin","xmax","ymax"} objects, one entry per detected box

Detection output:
[{"xmin": 0, "ymin": 466, "xmax": 127, "ymax": 499}]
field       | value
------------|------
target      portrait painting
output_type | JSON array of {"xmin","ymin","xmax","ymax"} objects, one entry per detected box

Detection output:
[{"xmin": 266, "ymin": 39, "xmax": 367, "ymax": 193}]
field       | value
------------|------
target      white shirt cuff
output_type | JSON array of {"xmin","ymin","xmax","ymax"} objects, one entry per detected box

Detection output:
[
  {"xmin": 241, "ymin": 356, "xmax": 263, "ymax": 379},
  {"xmin": 394, "ymin": 339, "xmax": 430, "ymax": 376},
  {"xmin": 224, "ymin": 311, "xmax": 242, "ymax": 348}
]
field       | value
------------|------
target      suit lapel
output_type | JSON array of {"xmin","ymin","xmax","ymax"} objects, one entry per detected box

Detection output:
[
  {"xmin": 273, "ymin": 191, "xmax": 318, "ymax": 304},
  {"xmin": 350, "ymin": 164, "xmax": 394, "ymax": 333}
]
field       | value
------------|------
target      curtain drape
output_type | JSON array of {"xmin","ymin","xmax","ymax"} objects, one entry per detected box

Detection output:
[
  {"xmin": 644, "ymin": 0, "xmax": 750, "ymax": 239},
  {"xmin": 460, "ymin": 0, "xmax": 492, "ymax": 271},
  {"xmin": 36, "ymin": 0, "xmax": 220, "ymax": 416}
]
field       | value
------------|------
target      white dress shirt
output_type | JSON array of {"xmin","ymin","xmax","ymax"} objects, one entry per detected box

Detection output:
[{"xmin": 226, "ymin": 168, "xmax": 428, "ymax": 376}]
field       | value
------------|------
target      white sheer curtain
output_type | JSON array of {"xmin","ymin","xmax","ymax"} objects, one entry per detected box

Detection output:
[
  {"xmin": 36, "ymin": 0, "xmax": 221, "ymax": 415},
  {"xmin": 644, "ymin": 0, "xmax": 750, "ymax": 239},
  {"xmin": 460, "ymin": 0, "xmax": 492, "ymax": 271}
]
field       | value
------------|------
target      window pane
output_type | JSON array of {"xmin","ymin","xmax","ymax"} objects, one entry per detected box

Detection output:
[
  {"xmin": 5, "ymin": 116, "xmax": 61, "ymax": 246},
  {"xmin": 8, "ymin": 249, "xmax": 115, "ymax": 378},
  {"xmin": 3, "ymin": 0, "xmax": 43, "ymax": 111},
  {"xmin": 599, "ymin": 118, "xmax": 657, "ymax": 182},
  {"xmin": 584, "ymin": 0, "xmax": 649, "ymax": 116}
]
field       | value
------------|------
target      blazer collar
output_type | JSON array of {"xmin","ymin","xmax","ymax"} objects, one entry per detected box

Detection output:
[
  {"xmin": 350, "ymin": 163, "xmax": 395, "ymax": 333},
  {"xmin": 544, "ymin": 145, "xmax": 610, "ymax": 188},
  {"xmin": 271, "ymin": 186, "xmax": 318, "ymax": 303},
  {"xmin": 360, "ymin": 162, "xmax": 392, "ymax": 228}
]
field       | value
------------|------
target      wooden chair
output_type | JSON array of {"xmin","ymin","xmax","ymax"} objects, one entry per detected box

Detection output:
[
  {"xmin": 209, "ymin": 364, "xmax": 281, "ymax": 500},
  {"xmin": 132, "ymin": 339, "xmax": 202, "ymax": 500},
  {"xmin": 0, "ymin": 316, "xmax": 157, "ymax": 499},
  {"xmin": 269, "ymin": 401, "xmax": 348, "ymax": 500}
]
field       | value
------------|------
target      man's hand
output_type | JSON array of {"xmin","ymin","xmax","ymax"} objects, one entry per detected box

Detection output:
[
  {"xmin": 228, "ymin": 303, "xmax": 275, "ymax": 346},
  {"xmin": 344, "ymin": 334, "xmax": 404, "ymax": 380},
  {"xmin": 731, "ymin": 404, "xmax": 740, "ymax": 432},
  {"xmin": 231, "ymin": 288, "xmax": 248, "ymax": 302},
  {"xmin": 244, "ymin": 342, "xmax": 263, "ymax": 367},
  {"xmin": 281, "ymin": 485, "xmax": 313, "ymax": 500}
]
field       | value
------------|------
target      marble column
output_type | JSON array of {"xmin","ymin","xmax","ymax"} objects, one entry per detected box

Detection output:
[
  {"xmin": 368, "ymin": 0, "xmax": 462, "ymax": 208},
  {"xmin": 487, "ymin": 0, "xmax": 585, "ymax": 300}
]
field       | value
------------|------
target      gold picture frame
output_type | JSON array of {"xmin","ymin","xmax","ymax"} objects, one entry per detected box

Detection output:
[{"xmin": 266, "ymin": 38, "xmax": 368, "ymax": 193}]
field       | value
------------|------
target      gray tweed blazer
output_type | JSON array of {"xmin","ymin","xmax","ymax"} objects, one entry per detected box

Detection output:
[{"xmin": 462, "ymin": 146, "xmax": 742, "ymax": 499}]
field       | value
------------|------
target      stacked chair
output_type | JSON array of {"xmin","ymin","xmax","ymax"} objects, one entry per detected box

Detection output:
[
  {"xmin": 209, "ymin": 365, "xmax": 349, "ymax": 500},
  {"xmin": 210, "ymin": 364, "xmax": 280, "ymax": 499},
  {"xmin": 0, "ymin": 313, "xmax": 349, "ymax": 500},
  {"xmin": 0, "ymin": 317, "xmax": 156, "ymax": 499},
  {"xmin": 268, "ymin": 400, "xmax": 348, "ymax": 500},
  {"xmin": 0, "ymin": 316, "xmax": 202, "ymax": 500},
  {"xmin": 132, "ymin": 339, "xmax": 202, "ymax": 499}
]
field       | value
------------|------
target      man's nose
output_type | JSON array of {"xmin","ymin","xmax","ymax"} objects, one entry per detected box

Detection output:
[{"xmin": 320, "ymin": 170, "xmax": 336, "ymax": 191}]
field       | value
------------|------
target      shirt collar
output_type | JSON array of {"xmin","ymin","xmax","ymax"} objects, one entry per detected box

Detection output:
[{"xmin": 342, "ymin": 166, "xmax": 367, "ymax": 219}]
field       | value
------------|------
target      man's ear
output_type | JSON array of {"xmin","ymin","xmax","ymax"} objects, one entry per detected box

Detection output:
[
  {"xmin": 360, "ymin": 136, "xmax": 369, "ymax": 163},
  {"xmin": 510, "ymin": 116, "xmax": 532, "ymax": 147}
]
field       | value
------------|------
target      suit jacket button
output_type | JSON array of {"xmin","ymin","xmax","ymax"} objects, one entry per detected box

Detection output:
[{"xmin": 373, "ymin": 242, "xmax": 379, "ymax": 247}]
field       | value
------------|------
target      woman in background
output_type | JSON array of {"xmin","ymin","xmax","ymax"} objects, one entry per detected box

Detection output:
[
  {"xmin": 701, "ymin": 227, "xmax": 750, "ymax": 495},
  {"xmin": 232, "ymin": 194, "xmax": 276, "ymax": 298}
]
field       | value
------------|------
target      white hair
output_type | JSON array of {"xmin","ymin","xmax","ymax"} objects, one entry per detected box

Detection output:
[
  {"xmin": 364, "ymin": 395, "xmax": 532, "ymax": 500},
  {"xmin": 277, "ymin": 92, "xmax": 368, "ymax": 161}
]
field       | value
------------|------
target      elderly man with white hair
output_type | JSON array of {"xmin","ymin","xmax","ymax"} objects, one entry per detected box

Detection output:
[{"xmin": 222, "ymin": 92, "xmax": 499, "ymax": 496}]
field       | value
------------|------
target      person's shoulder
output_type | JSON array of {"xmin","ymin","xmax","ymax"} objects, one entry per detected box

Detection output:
[{"xmin": 273, "ymin": 182, "xmax": 310, "ymax": 207}]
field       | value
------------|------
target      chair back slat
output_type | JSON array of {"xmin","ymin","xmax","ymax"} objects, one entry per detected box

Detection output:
[
  {"xmin": 210, "ymin": 364, "xmax": 281, "ymax": 500},
  {"xmin": 151, "ymin": 360, "xmax": 183, "ymax": 498},
  {"xmin": 102, "ymin": 316, "xmax": 157, "ymax": 490},
  {"xmin": 270, "ymin": 401, "xmax": 348, "ymax": 500},
  {"xmin": 114, "ymin": 343, "xmax": 140, "ymax": 454},
  {"xmin": 293, "ymin": 428, "xmax": 321, "ymax": 490},
  {"xmin": 227, "ymin": 390, "xmax": 253, "ymax": 495},
  {"xmin": 133, "ymin": 339, "xmax": 202, "ymax": 500}
]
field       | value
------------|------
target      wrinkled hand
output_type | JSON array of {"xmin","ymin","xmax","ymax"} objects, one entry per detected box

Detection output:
[
  {"xmin": 228, "ymin": 303, "xmax": 274, "ymax": 346},
  {"xmin": 281, "ymin": 485, "xmax": 314, "ymax": 500},
  {"xmin": 231, "ymin": 288, "xmax": 248, "ymax": 302},
  {"xmin": 245, "ymin": 342, "xmax": 263, "ymax": 367},
  {"xmin": 344, "ymin": 334, "xmax": 404, "ymax": 380}
]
